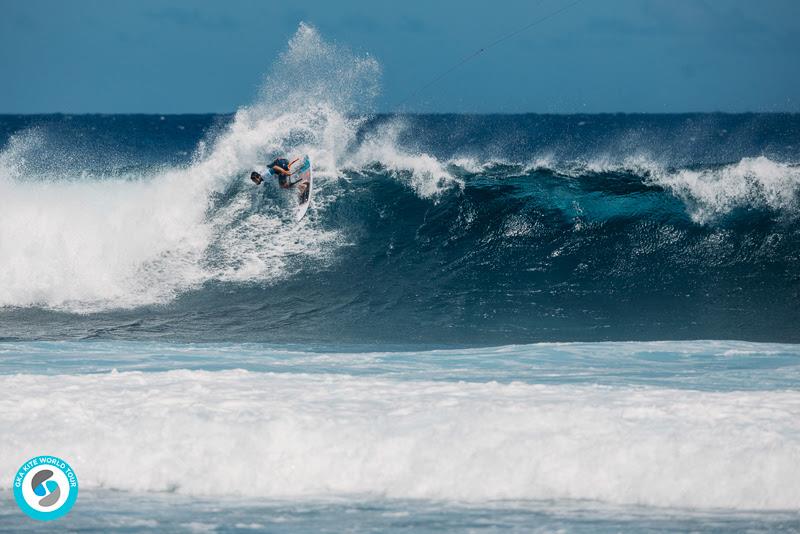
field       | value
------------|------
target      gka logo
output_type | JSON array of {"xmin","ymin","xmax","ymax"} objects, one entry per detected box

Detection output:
[{"xmin": 13, "ymin": 456, "xmax": 78, "ymax": 521}]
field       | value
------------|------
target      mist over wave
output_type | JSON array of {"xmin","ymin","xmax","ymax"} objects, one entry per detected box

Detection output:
[
  {"xmin": 0, "ymin": 24, "xmax": 799, "ymax": 343},
  {"xmin": 0, "ymin": 25, "xmax": 434, "ymax": 312}
]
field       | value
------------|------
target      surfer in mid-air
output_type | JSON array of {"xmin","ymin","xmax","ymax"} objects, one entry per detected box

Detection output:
[{"xmin": 250, "ymin": 157, "xmax": 308, "ymax": 199}]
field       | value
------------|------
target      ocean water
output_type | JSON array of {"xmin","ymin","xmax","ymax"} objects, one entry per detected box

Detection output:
[{"xmin": 2, "ymin": 25, "xmax": 800, "ymax": 532}]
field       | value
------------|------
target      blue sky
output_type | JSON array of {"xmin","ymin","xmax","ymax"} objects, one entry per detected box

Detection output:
[{"xmin": 1, "ymin": 0, "xmax": 798, "ymax": 113}]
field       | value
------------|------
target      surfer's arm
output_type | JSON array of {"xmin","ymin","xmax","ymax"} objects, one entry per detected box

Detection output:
[
  {"xmin": 288, "ymin": 158, "xmax": 300, "ymax": 169},
  {"xmin": 272, "ymin": 165, "xmax": 292, "ymax": 176}
]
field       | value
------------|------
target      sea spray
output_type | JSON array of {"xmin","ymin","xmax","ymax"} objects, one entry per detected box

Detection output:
[{"xmin": 0, "ymin": 25, "xmax": 371, "ymax": 311}]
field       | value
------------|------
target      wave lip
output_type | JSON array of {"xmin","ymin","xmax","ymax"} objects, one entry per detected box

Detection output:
[
  {"xmin": 0, "ymin": 24, "xmax": 369, "ymax": 313},
  {"xmin": 2, "ymin": 369, "xmax": 799, "ymax": 510},
  {"xmin": 651, "ymin": 156, "xmax": 800, "ymax": 223},
  {"xmin": 0, "ymin": 24, "xmax": 465, "ymax": 314},
  {"xmin": 444, "ymin": 153, "xmax": 800, "ymax": 222}
]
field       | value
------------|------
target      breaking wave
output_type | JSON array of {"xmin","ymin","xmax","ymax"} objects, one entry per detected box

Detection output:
[
  {"xmin": 0, "ymin": 24, "xmax": 453, "ymax": 313},
  {"xmin": 0, "ymin": 25, "xmax": 798, "ymax": 344}
]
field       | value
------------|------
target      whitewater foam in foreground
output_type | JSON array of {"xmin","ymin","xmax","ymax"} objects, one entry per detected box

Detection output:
[
  {"xmin": 2, "ymin": 340, "xmax": 800, "ymax": 513},
  {"xmin": 1, "ymin": 369, "xmax": 799, "ymax": 510}
]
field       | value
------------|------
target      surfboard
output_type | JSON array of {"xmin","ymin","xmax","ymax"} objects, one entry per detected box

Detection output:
[{"xmin": 293, "ymin": 155, "xmax": 313, "ymax": 222}]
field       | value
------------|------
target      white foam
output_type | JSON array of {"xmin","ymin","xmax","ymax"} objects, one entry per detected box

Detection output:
[
  {"xmin": 511, "ymin": 153, "xmax": 800, "ymax": 223},
  {"xmin": 0, "ymin": 113, "xmax": 351, "ymax": 311},
  {"xmin": 348, "ymin": 119, "xmax": 463, "ymax": 198},
  {"xmin": 651, "ymin": 156, "xmax": 800, "ymax": 223},
  {"xmin": 0, "ymin": 24, "xmax": 384, "ymax": 312},
  {"xmin": 0, "ymin": 161, "xmax": 212, "ymax": 311},
  {"xmin": 587, "ymin": 154, "xmax": 661, "ymax": 176},
  {"xmin": 0, "ymin": 24, "xmax": 471, "ymax": 312},
  {"xmin": 447, "ymin": 156, "xmax": 484, "ymax": 173},
  {"xmin": 1, "ymin": 369, "xmax": 798, "ymax": 510},
  {"xmin": 545, "ymin": 154, "xmax": 800, "ymax": 223},
  {"xmin": 446, "ymin": 155, "xmax": 558, "ymax": 176},
  {"xmin": 523, "ymin": 154, "xmax": 557, "ymax": 173}
]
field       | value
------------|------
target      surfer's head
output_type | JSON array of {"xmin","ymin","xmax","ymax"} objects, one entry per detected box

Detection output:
[{"xmin": 250, "ymin": 171, "xmax": 263, "ymax": 185}]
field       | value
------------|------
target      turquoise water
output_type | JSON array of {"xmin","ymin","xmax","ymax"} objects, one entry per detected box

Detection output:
[
  {"xmin": 2, "ymin": 340, "xmax": 800, "ymax": 391},
  {"xmin": 3, "ymin": 491, "xmax": 800, "ymax": 533}
]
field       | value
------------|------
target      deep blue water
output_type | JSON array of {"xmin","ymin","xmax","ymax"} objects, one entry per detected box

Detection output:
[
  {"xmin": 1, "ymin": 113, "xmax": 799, "ymax": 345},
  {"xmin": 2, "ymin": 111, "xmax": 800, "ymax": 532},
  {"xmin": 3, "ymin": 19, "xmax": 800, "ymax": 531}
]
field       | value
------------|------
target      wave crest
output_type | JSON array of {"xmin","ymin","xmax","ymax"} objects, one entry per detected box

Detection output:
[
  {"xmin": 0, "ymin": 24, "xmax": 381, "ymax": 312},
  {"xmin": 652, "ymin": 156, "xmax": 800, "ymax": 222}
]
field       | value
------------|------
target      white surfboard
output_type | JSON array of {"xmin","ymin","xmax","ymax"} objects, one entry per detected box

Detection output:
[{"xmin": 293, "ymin": 155, "xmax": 313, "ymax": 222}]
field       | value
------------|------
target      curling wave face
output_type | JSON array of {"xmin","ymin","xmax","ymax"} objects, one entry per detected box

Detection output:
[
  {"xmin": 0, "ymin": 25, "xmax": 799, "ymax": 343},
  {"xmin": 2, "ymin": 112, "xmax": 800, "ymax": 343},
  {"xmin": 1, "ymin": 111, "xmax": 799, "ymax": 344}
]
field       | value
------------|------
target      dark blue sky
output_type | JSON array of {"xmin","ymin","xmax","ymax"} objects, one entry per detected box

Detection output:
[{"xmin": 1, "ymin": 0, "xmax": 798, "ymax": 113}]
